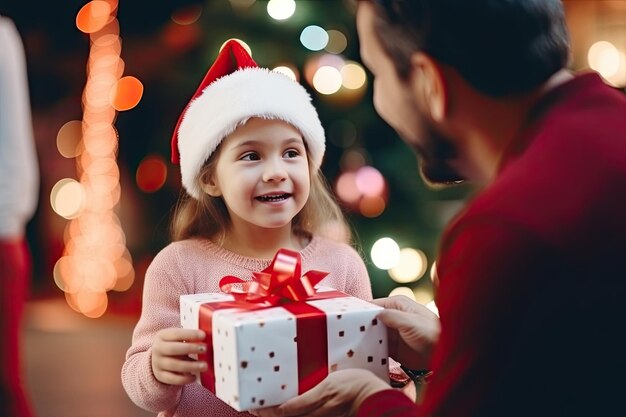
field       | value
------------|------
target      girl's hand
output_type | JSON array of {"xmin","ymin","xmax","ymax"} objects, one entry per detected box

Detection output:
[{"xmin": 151, "ymin": 328, "xmax": 208, "ymax": 385}]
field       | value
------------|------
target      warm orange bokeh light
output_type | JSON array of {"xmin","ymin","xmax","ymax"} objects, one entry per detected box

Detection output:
[
  {"xmin": 76, "ymin": 1, "xmax": 113, "ymax": 34},
  {"xmin": 110, "ymin": 76, "xmax": 144, "ymax": 111},
  {"xmin": 359, "ymin": 195, "xmax": 386, "ymax": 218},
  {"xmin": 76, "ymin": 290, "xmax": 108, "ymax": 318},
  {"xmin": 57, "ymin": 120, "xmax": 83, "ymax": 158},
  {"xmin": 101, "ymin": 0, "xmax": 119, "ymax": 13},
  {"xmin": 60, "ymin": 3, "xmax": 136, "ymax": 318},
  {"xmin": 136, "ymin": 156, "xmax": 168, "ymax": 193}
]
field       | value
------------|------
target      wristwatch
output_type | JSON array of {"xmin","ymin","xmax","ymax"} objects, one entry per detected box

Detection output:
[{"xmin": 400, "ymin": 366, "xmax": 433, "ymax": 386}]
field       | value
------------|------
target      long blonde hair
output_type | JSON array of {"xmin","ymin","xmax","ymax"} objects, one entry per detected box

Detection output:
[{"xmin": 170, "ymin": 143, "xmax": 351, "ymax": 245}]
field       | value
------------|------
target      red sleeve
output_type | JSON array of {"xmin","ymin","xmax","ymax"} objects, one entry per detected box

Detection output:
[
  {"xmin": 356, "ymin": 389, "xmax": 417, "ymax": 417},
  {"xmin": 418, "ymin": 218, "xmax": 551, "ymax": 417}
]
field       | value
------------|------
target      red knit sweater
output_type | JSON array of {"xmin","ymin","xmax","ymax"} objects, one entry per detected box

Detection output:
[{"xmin": 358, "ymin": 73, "xmax": 626, "ymax": 417}]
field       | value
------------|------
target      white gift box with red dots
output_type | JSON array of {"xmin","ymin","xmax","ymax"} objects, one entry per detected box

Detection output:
[{"xmin": 180, "ymin": 287, "xmax": 388, "ymax": 411}]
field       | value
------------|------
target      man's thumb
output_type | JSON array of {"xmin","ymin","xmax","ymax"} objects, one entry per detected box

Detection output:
[{"xmin": 377, "ymin": 308, "xmax": 415, "ymax": 331}]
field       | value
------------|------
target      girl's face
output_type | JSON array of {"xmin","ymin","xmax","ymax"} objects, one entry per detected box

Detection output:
[{"xmin": 203, "ymin": 117, "xmax": 311, "ymax": 234}]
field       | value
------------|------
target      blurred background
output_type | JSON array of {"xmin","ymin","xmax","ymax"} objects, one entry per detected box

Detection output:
[{"xmin": 1, "ymin": 0, "xmax": 624, "ymax": 416}]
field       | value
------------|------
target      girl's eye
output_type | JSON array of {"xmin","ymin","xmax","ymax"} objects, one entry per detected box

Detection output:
[
  {"xmin": 241, "ymin": 152, "xmax": 260, "ymax": 161},
  {"xmin": 284, "ymin": 149, "xmax": 300, "ymax": 158}
]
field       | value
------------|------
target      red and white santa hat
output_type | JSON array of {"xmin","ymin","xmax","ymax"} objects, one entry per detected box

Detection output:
[{"xmin": 171, "ymin": 39, "xmax": 326, "ymax": 200}]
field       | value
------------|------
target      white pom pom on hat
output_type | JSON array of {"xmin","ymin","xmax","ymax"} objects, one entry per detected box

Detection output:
[{"xmin": 171, "ymin": 39, "xmax": 326, "ymax": 200}]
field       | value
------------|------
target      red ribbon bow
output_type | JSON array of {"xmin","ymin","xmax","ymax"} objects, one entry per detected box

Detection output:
[{"xmin": 218, "ymin": 248, "xmax": 329, "ymax": 305}]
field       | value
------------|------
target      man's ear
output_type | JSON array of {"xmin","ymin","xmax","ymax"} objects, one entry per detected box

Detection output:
[
  {"xmin": 410, "ymin": 52, "xmax": 448, "ymax": 122},
  {"xmin": 199, "ymin": 172, "xmax": 221, "ymax": 197}
]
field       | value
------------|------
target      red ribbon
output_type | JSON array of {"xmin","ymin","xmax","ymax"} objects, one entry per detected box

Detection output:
[
  {"xmin": 197, "ymin": 248, "xmax": 344, "ymax": 395},
  {"xmin": 219, "ymin": 248, "xmax": 329, "ymax": 304}
]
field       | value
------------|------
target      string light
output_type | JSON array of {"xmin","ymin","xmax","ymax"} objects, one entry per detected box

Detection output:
[{"xmin": 53, "ymin": 0, "xmax": 139, "ymax": 318}]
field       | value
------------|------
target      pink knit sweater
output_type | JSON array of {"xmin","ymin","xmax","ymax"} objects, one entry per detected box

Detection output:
[{"xmin": 121, "ymin": 235, "xmax": 373, "ymax": 416}]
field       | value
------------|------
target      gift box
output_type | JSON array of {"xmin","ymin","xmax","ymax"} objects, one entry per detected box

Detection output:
[{"xmin": 179, "ymin": 249, "xmax": 388, "ymax": 412}]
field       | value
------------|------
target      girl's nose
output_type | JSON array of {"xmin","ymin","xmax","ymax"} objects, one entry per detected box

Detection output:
[{"xmin": 262, "ymin": 158, "xmax": 288, "ymax": 182}]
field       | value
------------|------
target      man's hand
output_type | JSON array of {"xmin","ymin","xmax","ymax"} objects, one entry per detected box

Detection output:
[
  {"xmin": 372, "ymin": 296, "xmax": 440, "ymax": 370},
  {"xmin": 253, "ymin": 369, "xmax": 391, "ymax": 417},
  {"xmin": 151, "ymin": 328, "xmax": 207, "ymax": 385}
]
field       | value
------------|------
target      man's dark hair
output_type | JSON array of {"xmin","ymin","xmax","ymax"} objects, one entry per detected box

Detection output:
[{"xmin": 365, "ymin": 0, "xmax": 571, "ymax": 97}]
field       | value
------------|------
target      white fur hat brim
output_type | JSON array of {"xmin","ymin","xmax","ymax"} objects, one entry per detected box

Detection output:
[{"xmin": 177, "ymin": 67, "xmax": 325, "ymax": 200}]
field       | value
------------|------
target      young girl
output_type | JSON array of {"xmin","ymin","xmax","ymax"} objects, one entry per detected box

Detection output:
[{"xmin": 121, "ymin": 40, "xmax": 376, "ymax": 417}]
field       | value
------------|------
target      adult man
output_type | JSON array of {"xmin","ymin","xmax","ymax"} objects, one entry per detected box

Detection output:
[{"xmin": 257, "ymin": 0, "xmax": 626, "ymax": 416}]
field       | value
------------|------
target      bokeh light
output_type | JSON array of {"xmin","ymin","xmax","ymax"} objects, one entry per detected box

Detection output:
[
  {"xmin": 335, "ymin": 172, "xmax": 361, "ymax": 204},
  {"xmin": 325, "ymin": 29, "xmax": 348, "ymax": 54},
  {"xmin": 430, "ymin": 261, "xmax": 439, "ymax": 287},
  {"xmin": 413, "ymin": 287, "xmax": 434, "ymax": 305},
  {"xmin": 371, "ymin": 237, "xmax": 401, "ymax": 270},
  {"xmin": 341, "ymin": 62, "xmax": 367, "ymax": 90},
  {"xmin": 335, "ymin": 164, "xmax": 388, "ymax": 216},
  {"xmin": 56, "ymin": 2, "xmax": 135, "ymax": 317},
  {"xmin": 587, "ymin": 40, "xmax": 626, "ymax": 88},
  {"xmin": 267, "ymin": 0, "xmax": 296, "ymax": 21},
  {"xmin": 312, "ymin": 66, "xmax": 342, "ymax": 95},
  {"xmin": 359, "ymin": 195, "xmax": 386, "ymax": 218},
  {"xmin": 588, "ymin": 41, "xmax": 621, "ymax": 78},
  {"xmin": 76, "ymin": 1, "xmax": 112, "ymax": 34},
  {"xmin": 389, "ymin": 248, "xmax": 428, "ymax": 283},
  {"xmin": 273, "ymin": 65, "xmax": 298, "ymax": 81},
  {"xmin": 300, "ymin": 25, "xmax": 329, "ymax": 51},
  {"xmin": 110, "ymin": 76, "xmax": 144, "ymax": 111},
  {"xmin": 340, "ymin": 149, "xmax": 366, "ymax": 171},
  {"xmin": 76, "ymin": 290, "xmax": 108, "ymax": 318},
  {"xmin": 355, "ymin": 165, "xmax": 385, "ymax": 197},
  {"xmin": 389, "ymin": 286, "xmax": 416, "ymax": 300},
  {"xmin": 136, "ymin": 155, "xmax": 168, "ymax": 193},
  {"xmin": 50, "ymin": 179, "xmax": 85, "ymax": 220},
  {"xmin": 57, "ymin": 120, "xmax": 83, "ymax": 158}
]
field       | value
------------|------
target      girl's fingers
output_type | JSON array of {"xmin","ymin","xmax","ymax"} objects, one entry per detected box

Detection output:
[
  {"xmin": 155, "ymin": 356, "xmax": 208, "ymax": 375},
  {"xmin": 154, "ymin": 340, "xmax": 207, "ymax": 357},
  {"xmin": 158, "ymin": 328, "xmax": 206, "ymax": 342},
  {"xmin": 155, "ymin": 369, "xmax": 198, "ymax": 386}
]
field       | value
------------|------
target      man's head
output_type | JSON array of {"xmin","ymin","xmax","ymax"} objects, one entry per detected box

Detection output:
[
  {"xmin": 356, "ymin": 0, "xmax": 570, "ymax": 184},
  {"xmin": 361, "ymin": 0, "xmax": 570, "ymax": 96}
]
